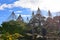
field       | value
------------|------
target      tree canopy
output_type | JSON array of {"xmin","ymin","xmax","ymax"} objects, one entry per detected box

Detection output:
[{"xmin": 1, "ymin": 20, "xmax": 26, "ymax": 34}]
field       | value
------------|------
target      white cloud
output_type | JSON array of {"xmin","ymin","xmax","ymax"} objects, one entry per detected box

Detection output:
[
  {"xmin": 15, "ymin": 11, "xmax": 22, "ymax": 13},
  {"xmin": 9, "ymin": 10, "xmax": 13, "ymax": 12},
  {"xmin": 16, "ymin": 14, "xmax": 31, "ymax": 17},
  {"xmin": 0, "ymin": 0, "xmax": 60, "ymax": 12},
  {"xmin": 13, "ymin": 0, "xmax": 43, "ymax": 11},
  {"xmin": 9, "ymin": 10, "xmax": 22, "ymax": 13},
  {"xmin": 21, "ymin": 14, "xmax": 31, "ymax": 17},
  {"xmin": 0, "ymin": 3, "xmax": 13, "ymax": 10}
]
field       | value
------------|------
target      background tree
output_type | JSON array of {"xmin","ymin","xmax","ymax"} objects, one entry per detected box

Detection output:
[
  {"xmin": 1, "ymin": 20, "xmax": 26, "ymax": 34},
  {"xmin": 0, "ymin": 26, "xmax": 2, "ymax": 34}
]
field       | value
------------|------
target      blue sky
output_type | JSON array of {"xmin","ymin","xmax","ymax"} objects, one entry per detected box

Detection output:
[
  {"xmin": 0, "ymin": 0, "xmax": 60, "ymax": 24},
  {"xmin": 0, "ymin": 0, "xmax": 32, "ymax": 24}
]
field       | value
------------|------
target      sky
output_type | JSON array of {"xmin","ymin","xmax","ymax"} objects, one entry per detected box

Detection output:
[{"xmin": 0, "ymin": 0, "xmax": 60, "ymax": 24}]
